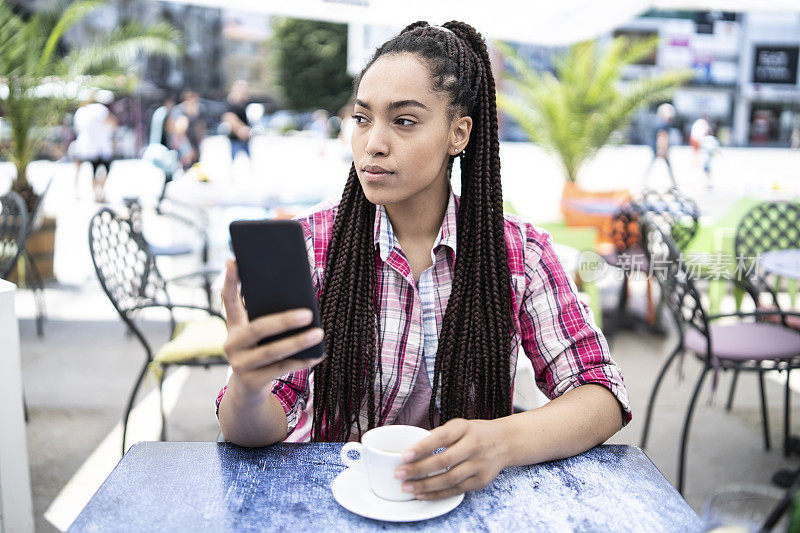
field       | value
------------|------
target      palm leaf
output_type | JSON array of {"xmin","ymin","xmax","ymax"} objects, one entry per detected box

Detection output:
[
  {"xmin": 0, "ymin": 0, "xmax": 182, "ymax": 191},
  {"xmin": 498, "ymin": 36, "xmax": 691, "ymax": 183},
  {"xmin": 39, "ymin": 0, "xmax": 104, "ymax": 74}
]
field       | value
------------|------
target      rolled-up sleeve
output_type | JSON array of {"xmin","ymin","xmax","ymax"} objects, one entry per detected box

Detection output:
[{"xmin": 518, "ymin": 225, "xmax": 632, "ymax": 425}]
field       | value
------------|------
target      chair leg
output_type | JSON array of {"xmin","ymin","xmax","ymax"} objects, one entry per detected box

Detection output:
[
  {"xmin": 122, "ymin": 363, "xmax": 149, "ymax": 457},
  {"xmin": 725, "ymin": 368, "xmax": 740, "ymax": 412},
  {"xmin": 606, "ymin": 275, "xmax": 629, "ymax": 337},
  {"xmin": 758, "ymin": 368, "xmax": 771, "ymax": 451},
  {"xmin": 25, "ymin": 252, "xmax": 46, "ymax": 337},
  {"xmin": 785, "ymin": 368, "xmax": 793, "ymax": 457},
  {"xmin": 645, "ymin": 277, "xmax": 655, "ymax": 326},
  {"xmin": 640, "ymin": 344, "xmax": 682, "ymax": 449},
  {"xmin": 678, "ymin": 365, "xmax": 710, "ymax": 494},
  {"xmin": 159, "ymin": 367, "xmax": 168, "ymax": 442}
]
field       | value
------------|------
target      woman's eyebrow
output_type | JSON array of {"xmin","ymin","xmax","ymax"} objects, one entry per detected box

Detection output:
[{"xmin": 354, "ymin": 98, "xmax": 429, "ymax": 111}]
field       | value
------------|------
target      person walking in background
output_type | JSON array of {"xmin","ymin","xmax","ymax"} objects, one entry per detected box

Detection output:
[
  {"xmin": 689, "ymin": 115, "xmax": 710, "ymax": 158},
  {"xmin": 71, "ymin": 90, "xmax": 117, "ymax": 202},
  {"xmin": 336, "ymin": 99, "xmax": 355, "ymax": 163},
  {"xmin": 222, "ymin": 80, "xmax": 251, "ymax": 163},
  {"xmin": 644, "ymin": 103, "xmax": 676, "ymax": 188},
  {"xmin": 149, "ymin": 93, "xmax": 176, "ymax": 148},
  {"xmin": 699, "ymin": 127, "xmax": 720, "ymax": 188},
  {"xmin": 791, "ymin": 125, "xmax": 800, "ymax": 151},
  {"xmin": 170, "ymin": 90, "xmax": 206, "ymax": 170}
]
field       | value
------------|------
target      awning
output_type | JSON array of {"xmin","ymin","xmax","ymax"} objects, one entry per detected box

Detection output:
[{"xmin": 158, "ymin": 0, "xmax": 800, "ymax": 46}]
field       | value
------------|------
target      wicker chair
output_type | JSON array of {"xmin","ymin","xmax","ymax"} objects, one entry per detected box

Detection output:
[
  {"xmin": 602, "ymin": 187, "xmax": 699, "ymax": 336},
  {"xmin": 0, "ymin": 192, "xmax": 28, "ymax": 280},
  {"xmin": 638, "ymin": 213, "xmax": 800, "ymax": 493},
  {"xmin": 88, "ymin": 207, "xmax": 228, "ymax": 456}
]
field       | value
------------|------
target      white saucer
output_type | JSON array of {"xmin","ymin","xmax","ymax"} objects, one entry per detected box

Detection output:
[{"xmin": 331, "ymin": 467, "xmax": 464, "ymax": 522}]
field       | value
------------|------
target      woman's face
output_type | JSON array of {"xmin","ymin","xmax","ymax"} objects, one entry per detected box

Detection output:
[{"xmin": 351, "ymin": 53, "xmax": 471, "ymax": 207}]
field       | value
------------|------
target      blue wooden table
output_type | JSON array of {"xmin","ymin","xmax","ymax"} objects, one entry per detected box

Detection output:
[{"xmin": 68, "ymin": 442, "xmax": 702, "ymax": 532}]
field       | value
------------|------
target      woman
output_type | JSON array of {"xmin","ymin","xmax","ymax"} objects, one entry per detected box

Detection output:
[{"xmin": 217, "ymin": 21, "xmax": 630, "ymax": 501}]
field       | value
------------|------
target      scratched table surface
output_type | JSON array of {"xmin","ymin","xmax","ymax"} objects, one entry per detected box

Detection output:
[{"xmin": 68, "ymin": 442, "xmax": 702, "ymax": 532}]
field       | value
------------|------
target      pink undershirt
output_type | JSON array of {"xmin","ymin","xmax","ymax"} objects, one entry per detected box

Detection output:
[{"xmin": 392, "ymin": 358, "xmax": 439, "ymax": 430}]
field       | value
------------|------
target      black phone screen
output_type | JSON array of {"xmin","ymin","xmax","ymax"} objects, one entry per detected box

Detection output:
[{"xmin": 229, "ymin": 219, "xmax": 324, "ymax": 359}]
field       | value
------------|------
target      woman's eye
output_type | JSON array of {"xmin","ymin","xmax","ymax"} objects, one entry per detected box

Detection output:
[
  {"xmin": 351, "ymin": 114, "xmax": 367, "ymax": 124},
  {"xmin": 395, "ymin": 118, "xmax": 416, "ymax": 127}
]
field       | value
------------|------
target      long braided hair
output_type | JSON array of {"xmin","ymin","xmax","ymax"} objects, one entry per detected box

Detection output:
[{"xmin": 312, "ymin": 21, "xmax": 513, "ymax": 441}]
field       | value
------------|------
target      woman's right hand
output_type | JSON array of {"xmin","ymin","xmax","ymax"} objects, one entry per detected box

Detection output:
[{"xmin": 221, "ymin": 259, "xmax": 324, "ymax": 399}]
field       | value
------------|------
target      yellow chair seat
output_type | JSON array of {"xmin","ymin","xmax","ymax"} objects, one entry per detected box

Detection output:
[{"xmin": 149, "ymin": 316, "xmax": 227, "ymax": 379}]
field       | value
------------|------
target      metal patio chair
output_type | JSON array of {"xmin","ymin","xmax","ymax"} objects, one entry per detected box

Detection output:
[
  {"xmin": 125, "ymin": 197, "xmax": 216, "ymax": 308},
  {"xmin": 638, "ymin": 213, "xmax": 800, "ymax": 493},
  {"xmin": 88, "ymin": 207, "xmax": 228, "ymax": 456},
  {"xmin": 602, "ymin": 187, "xmax": 699, "ymax": 336},
  {"xmin": 0, "ymin": 191, "xmax": 29, "ymax": 281},
  {"xmin": 727, "ymin": 201, "xmax": 800, "ymax": 441}
]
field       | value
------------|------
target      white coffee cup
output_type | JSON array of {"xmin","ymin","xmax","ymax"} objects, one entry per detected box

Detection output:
[{"xmin": 340, "ymin": 425, "xmax": 430, "ymax": 501}]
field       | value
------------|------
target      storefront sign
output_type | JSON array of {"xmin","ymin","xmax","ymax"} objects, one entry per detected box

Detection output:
[{"xmin": 752, "ymin": 45, "xmax": 799, "ymax": 85}]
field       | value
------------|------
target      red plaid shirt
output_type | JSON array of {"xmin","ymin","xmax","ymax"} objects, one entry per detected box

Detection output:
[{"xmin": 217, "ymin": 191, "xmax": 631, "ymax": 441}]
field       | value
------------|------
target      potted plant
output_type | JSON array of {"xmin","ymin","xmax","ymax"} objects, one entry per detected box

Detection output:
[
  {"xmin": 497, "ymin": 37, "xmax": 690, "ymax": 233},
  {"xmin": 0, "ymin": 0, "xmax": 181, "ymax": 281}
]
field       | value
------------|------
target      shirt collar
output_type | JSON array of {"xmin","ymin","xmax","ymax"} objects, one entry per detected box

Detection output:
[{"xmin": 374, "ymin": 188, "xmax": 458, "ymax": 262}]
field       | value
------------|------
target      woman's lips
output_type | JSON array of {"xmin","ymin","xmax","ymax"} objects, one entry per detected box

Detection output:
[{"xmin": 362, "ymin": 166, "xmax": 394, "ymax": 182}]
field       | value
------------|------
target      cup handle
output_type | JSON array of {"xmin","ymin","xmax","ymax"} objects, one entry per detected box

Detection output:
[{"xmin": 340, "ymin": 442, "xmax": 364, "ymax": 469}]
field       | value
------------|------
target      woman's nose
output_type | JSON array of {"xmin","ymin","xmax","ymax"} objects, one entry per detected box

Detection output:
[{"xmin": 364, "ymin": 123, "xmax": 389, "ymax": 156}]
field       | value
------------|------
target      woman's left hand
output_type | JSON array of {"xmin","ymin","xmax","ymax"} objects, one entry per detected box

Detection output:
[{"xmin": 393, "ymin": 418, "xmax": 507, "ymax": 500}]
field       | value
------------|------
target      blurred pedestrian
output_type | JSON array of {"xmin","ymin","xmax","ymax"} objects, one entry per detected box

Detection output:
[
  {"xmin": 699, "ymin": 129, "xmax": 720, "ymax": 188},
  {"xmin": 652, "ymin": 103, "xmax": 675, "ymax": 160},
  {"xmin": 309, "ymin": 109, "xmax": 330, "ymax": 138},
  {"xmin": 644, "ymin": 103, "xmax": 676, "ymax": 188},
  {"xmin": 170, "ymin": 90, "xmax": 206, "ymax": 170},
  {"xmin": 71, "ymin": 90, "xmax": 117, "ymax": 202},
  {"xmin": 149, "ymin": 93, "xmax": 176, "ymax": 148},
  {"xmin": 689, "ymin": 116, "xmax": 710, "ymax": 155},
  {"xmin": 337, "ymin": 99, "xmax": 355, "ymax": 163},
  {"xmin": 221, "ymin": 80, "xmax": 251, "ymax": 162}
]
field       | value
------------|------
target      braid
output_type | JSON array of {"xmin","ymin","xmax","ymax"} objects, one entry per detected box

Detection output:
[
  {"xmin": 313, "ymin": 165, "xmax": 380, "ymax": 441},
  {"xmin": 314, "ymin": 21, "xmax": 513, "ymax": 441}
]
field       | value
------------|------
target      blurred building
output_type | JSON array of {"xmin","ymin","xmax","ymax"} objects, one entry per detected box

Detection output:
[
  {"xmin": 221, "ymin": 10, "xmax": 276, "ymax": 98},
  {"xmin": 348, "ymin": 9, "xmax": 800, "ymax": 147},
  {"xmin": 617, "ymin": 9, "xmax": 800, "ymax": 147}
]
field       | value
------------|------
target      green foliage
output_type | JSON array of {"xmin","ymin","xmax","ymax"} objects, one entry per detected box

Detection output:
[
  {"xmin": 497, "ymin": 37, "xmax": 691, "ymax": 183},
  {"xmin": 0, "ymin": 0, "xmax": 181, "ymax": 194},
  {"xmin": 272, "ymin": 18, "xmax": 352, "ymax": 113}
]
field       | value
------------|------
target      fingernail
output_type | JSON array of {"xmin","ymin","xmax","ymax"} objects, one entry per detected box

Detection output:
[
  {"xmin": 293, "ymin": 309, "xmax": 312, "ymax": 325},
  {"xmin": 395, "ymin": 469, "xmax": 407, "ymax": 480},
  {"xmin": 402, "ymin": 450, "xmax": 415, "ymax": 462},
  {"xmin": 306, "ymin": 328, "xmax": 323, "ymax": 343},
  {"xmin": 401, "ymin": 483, "xmax": 413, "ymax": 493}
]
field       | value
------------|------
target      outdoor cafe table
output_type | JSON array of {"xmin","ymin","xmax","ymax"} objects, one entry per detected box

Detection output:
[
  {"xmin": 761, "ymin": 249, "xmax": 800, "ymax": 282},
  {"xmin": 67, "ymin": 442, "xmax": 702, "ymax": 532}
]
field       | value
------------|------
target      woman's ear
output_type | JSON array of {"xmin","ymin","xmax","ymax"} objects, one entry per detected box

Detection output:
[{"xmin": 451, "ymin": 116, "xmax": 473, "ymax": 155}]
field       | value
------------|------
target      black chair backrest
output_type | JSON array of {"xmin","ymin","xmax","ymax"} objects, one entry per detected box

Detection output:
[
  {"xmin": 88, "ymin": 208, "xmax": 169, "ymax": 319},
  {"xmin": 640, "ymin": 213, "xmax": 709, "ymax": 341},
  {"xmin": 734, "ymin": 201, "xmax": 800, "ymax": 278},
  {"xmin": 611, "ymin": 188, "xmax": 699, "ymax": 254},
  {"xmin": 0, "ymin": 192, "xmax": 29, "ymax": 279}
]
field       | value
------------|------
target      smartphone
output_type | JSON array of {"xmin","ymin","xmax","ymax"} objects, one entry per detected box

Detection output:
[{"xmin": 228, "ymin": 219, "xmax": 324, "ymax": 360}]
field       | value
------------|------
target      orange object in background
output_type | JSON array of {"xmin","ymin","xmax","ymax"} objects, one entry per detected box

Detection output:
[{"xmin": 560, "ymin": 182, "xmax": 631, "ymax": 245}]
